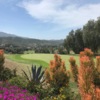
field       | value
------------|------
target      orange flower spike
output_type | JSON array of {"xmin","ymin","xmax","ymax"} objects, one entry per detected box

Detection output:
[
  {"xmin": 84, "ymin": 48, "xmax": 93, "ymax": 57},
  {"xmin": 80, "ymin": 51, "xmax": 85, "ymax": 57},
  {"xmin": 95, "ymin": 88, "xmax": 100, "ymax": 99},
  {"xmin": 50, "ymin": 60, "xmax": 54, "ymax": 69},
  {"xmin": 80, "ymin": 56, "xmax": 90, "ymax": 65},
  {"xmin": 0, "ymin": 50, "xmax": 4, "ymax": 55},
  {"xmin": 83, "ymin": 94, "xmax": 92, "ymax": 100},
  {"xmin": 50, "ymin": 60, "xmax": 53, "ymax": 66}
]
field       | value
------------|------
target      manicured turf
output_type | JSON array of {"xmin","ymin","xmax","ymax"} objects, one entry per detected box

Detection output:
[{"xmin": 6, "ymin": 54, "xmax": 79, "ymax": 69}]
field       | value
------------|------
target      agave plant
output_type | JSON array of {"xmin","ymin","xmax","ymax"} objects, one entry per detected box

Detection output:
[{"xmin": 22, "ymin": 65, "xmax": 44, "ymax": 84}]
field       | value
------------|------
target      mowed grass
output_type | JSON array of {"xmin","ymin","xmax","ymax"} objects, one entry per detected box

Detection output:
[{"xmin": 6, "ymin": 54, "xmax": 80, "ymax": 69}]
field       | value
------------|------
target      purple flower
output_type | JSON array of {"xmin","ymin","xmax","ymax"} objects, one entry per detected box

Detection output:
[
  {"xmin": 0, "ymin": 94, "xmax": 3, "ymax": 99},
  {"xmin": 0, "ymin": 84, "xmax": 39, "ymax": 100},
  {"xmin": 4, "ymin": 95, "xmax": 7, "ymax": 100},
  {"xmin": 33, "ymin": 96, "xmax": 37, "ymax": 100}
]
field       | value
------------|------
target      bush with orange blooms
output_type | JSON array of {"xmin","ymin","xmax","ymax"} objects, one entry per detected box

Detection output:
[
  {"xmin": 0, "ymin": 49, "xmax": 4, "ymax": 71},
  {"xmin": 0, "ymin": 50, "xmax": 16, "ymax": 81},
  {"xmin": 78, "ymin": 48, "xmax": 100, "ymax": 100},
  {"xmin": 45, "ymin": 54, "xmax": 69, "ymax": 94}
]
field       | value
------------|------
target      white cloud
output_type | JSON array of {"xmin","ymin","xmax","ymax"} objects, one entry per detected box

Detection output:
[{"xmin": 19, "ymin": 0, "xmax": 100, "ymax": 28}]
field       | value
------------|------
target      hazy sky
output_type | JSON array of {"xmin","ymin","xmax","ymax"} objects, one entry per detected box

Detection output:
[{"xmin": 0, "ymin": 0, "xmax": 100, "ymax": 39}]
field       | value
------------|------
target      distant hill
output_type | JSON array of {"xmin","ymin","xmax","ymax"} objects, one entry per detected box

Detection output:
[
  {"xmin": 0, "ymin": 32, "xmax": 63, "ymax": 47},
  {"xmin": 0, "ymin": 32, "xmax": 17, "ymax": 37}
]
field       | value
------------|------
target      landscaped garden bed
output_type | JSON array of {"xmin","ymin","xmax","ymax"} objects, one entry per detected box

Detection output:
[{"xmin": 0, "ymin": 49, "xmax": 100, "ymax": 100}]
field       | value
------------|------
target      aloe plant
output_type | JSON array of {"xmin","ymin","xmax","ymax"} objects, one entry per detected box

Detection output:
[{"xmin": 22, "ymin": 65, "xmax": 44, "ymax": 84}]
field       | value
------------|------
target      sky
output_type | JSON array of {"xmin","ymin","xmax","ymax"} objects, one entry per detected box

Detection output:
[{"xmin": 0, "ymin": 0, "xmax": 100, "ymax": 39}]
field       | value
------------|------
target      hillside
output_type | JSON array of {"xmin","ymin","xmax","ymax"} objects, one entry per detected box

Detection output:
[
  {"xmin": 0, "ymin": 32, "xmax": 63, "ymax": 47},
  {"xmin": 0, "ymin": 32, "xmax": 17, "ymax": 37}
]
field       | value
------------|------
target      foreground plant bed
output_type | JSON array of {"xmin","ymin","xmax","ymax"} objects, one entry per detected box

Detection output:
[{"xmin": 0, "ymin": 83, "xmax": 39, "ymax": 100}]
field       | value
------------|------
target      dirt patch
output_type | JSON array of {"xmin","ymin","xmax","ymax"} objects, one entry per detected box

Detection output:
[{"xmin": 4, "ymin": 58, "xmax": 31, "ymax": 75}]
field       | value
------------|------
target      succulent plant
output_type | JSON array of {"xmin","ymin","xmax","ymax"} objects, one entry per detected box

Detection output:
[{"xmin": 22, "ymin": 65, "xmax": 44, "ymax": 84}]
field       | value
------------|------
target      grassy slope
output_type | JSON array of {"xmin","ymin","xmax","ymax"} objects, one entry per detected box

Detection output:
[{"xmin": 6, "ymin": 54, "xmax": 79, "ymax": 69}]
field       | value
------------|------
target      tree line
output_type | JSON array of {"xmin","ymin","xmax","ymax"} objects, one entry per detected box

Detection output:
[{"xmin": 64, "ymin": 17, "xmax": 100, "ymax": 54}]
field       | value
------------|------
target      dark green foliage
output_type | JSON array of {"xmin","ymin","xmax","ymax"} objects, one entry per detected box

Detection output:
[
  {"xmin": 93, "ymin": 70, "xmax": 100, "ymax": 87},
  {"xmin": 27, "ymin": 82, "xmax": 49, "ymax": 99},
  {"xmin": 83, "ymin": 20, "xmax": 97, "ymax": 52},
  {"xmin": 22, "ymin": 65, "xmax": 46, "ymax": 99},
  {"xmin": 64, "ymin": 30, "xmax": 75, "ymax": 53},
  {"xmin": 42, "ymin": 86, "xmax": 81, "ymax": 100},
  {"xmin": 64, "ymin": 17, "xmax": 100, "ymax": 54},
  {"xmin": 0, "ymin": 68, "xmax": 14, "ymax": 81},
  {"xmin": 0, "ymin": 36, "xmax": 63, "ymax": 54},
  {"xmin": 22, "ymin": 65, "xmax": 45, "ymax": 96},
  {"xmin": 64, "ymin": 29, "xmax": 84, "ymax": 54},
  {"xmin": 58, "ymin": 46, "xmax": 67, "ymax": 54},
  {"xmin": 9, "ymin": 76, "xmax": 28, "ymax": 89},
  {"xmin": 74, "ymin": 29, "xmax": 84, "ymax": 53},
  {"xmin": 22, "ymin": 65, "xmax": 44, "ymax": 84}
]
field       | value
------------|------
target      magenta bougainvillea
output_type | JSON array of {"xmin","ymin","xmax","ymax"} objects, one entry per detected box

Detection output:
[{"xmin": 0, "ymin": 83, "xmax": 39, "ymax": 100}]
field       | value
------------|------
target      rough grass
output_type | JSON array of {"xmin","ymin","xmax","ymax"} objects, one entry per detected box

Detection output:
[{"xmin": 6, "ymin": 54, "xmax": 79, "ymax": 69}]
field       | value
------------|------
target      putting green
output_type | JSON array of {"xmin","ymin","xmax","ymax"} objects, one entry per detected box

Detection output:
[
  {"xmin": 6, "ymin": 54, "xmax": 80, "ymax": 69},
  {"xmin": 21, "ymin": 54, "xmax": 80, "ymax": 69}
]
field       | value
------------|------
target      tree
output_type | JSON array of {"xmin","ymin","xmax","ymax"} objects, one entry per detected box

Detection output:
[
  {"xmin": 64, "ymin": 17, "xmax": 100, "ymax": 54},
  {"xmin": 74, "ymin": 29, "xmax": 84, "ymax": 53},
  {"xmin": 64, "ymin": 30, "xmax": 76, "ymax": 53},
  {"xmin": 83, "ymin": 20, "xmax": 98, "ymax": 53},
  {"xmin": 64, "ymin": 29, "xmax": 84, "ymax": 54}
]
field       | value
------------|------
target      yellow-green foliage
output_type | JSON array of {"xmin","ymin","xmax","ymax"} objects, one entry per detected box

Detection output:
[{"xmin": 43, "ymin": 87, "xmax": 67, "ymax": 100}]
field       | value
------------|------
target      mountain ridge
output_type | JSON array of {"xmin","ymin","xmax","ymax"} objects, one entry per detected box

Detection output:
[
  {"xmin": 0, "ymin": 31, "xmax": 63, "ymax": 41},
  {"xmin": 0, "ymin": 32, "xmax": 17, "ymax": 37},
  {"xmin": 0, "ymin": 32, "xmax": 64, "ymax": 46}
]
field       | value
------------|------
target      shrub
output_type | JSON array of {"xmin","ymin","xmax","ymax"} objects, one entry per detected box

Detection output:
[
  {"xmin": 8, "ymin": 76, "xmax": 28, "ymax": 89},
  {"xmin": 80, "ymin": 48, "xmax": 95, "ymax": 69},
  {"xmin": 22, "ymin": 65, "xmax": 44, "ymax": 85},
  {"xmin": 69, "ymin": 57, "xmax": 78, "ymax": 82},
  {"xmin": 0, "ymin": 50, "xmax": 4, "ymax": 71},
  {"xmin": 22, "ymin": 65, "xmax": 45, "ymax": 99},
  {"xmin": 45, "ymin": 54, "xmax": 69, "ymax": 95},
  {"xmin": 78, "ymin": 48, "xmax": 100, "ymax": 100},
  {"xmin": 0, "ymin": 67, "xmax": 16, "ymax": 81},
  {"xmin": 43, "ymin": 87, "xmax": 81, "ymax": 100},
  {"xmin": 78, "ymin": 56, "xmax": 94, "ymax": 99},
  {"xmin": 0, "ymin": 49, "xmax": 16, "ymax": 81}
]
